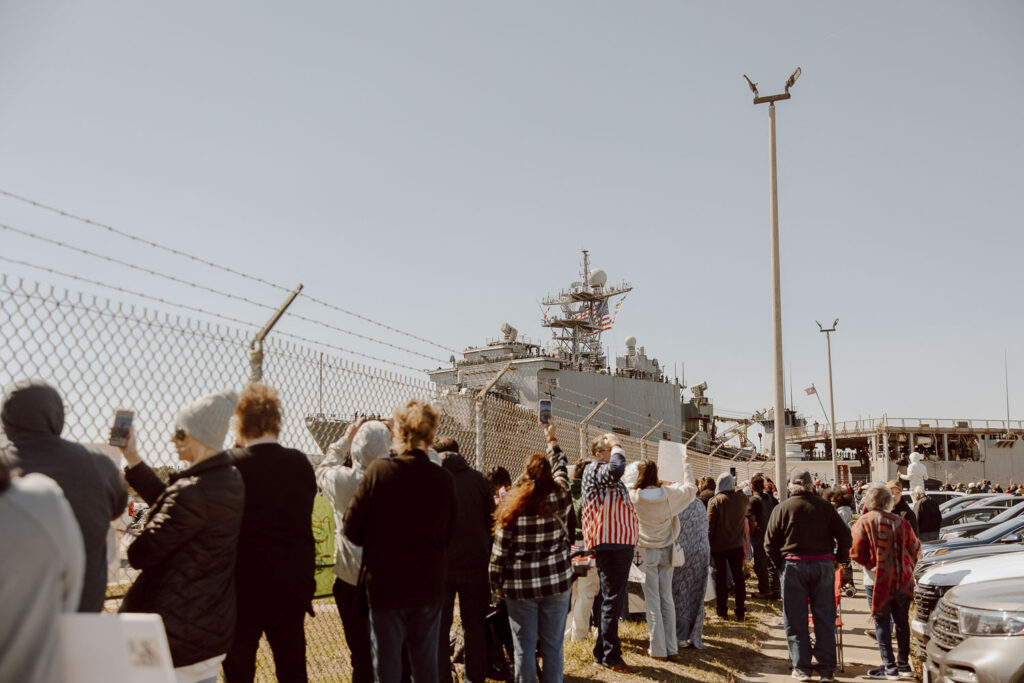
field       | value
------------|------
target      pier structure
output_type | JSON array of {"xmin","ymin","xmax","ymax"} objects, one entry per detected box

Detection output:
[{"xmin": 783, "ymin": 416, "xmax": 1024, "ymax": 486}]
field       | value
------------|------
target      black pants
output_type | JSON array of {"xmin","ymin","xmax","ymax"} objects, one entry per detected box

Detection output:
[
  {"xmin": 222, "ymin": 598, "xmax": 308, "ymax": 683},
  {"xmin": 439, "ymin": 576, "xmax": 490, "ymax": 683},
  {"xmin": 592, "ymin": 547, "xmax": 634, "ymax": 666},
  {"xmin": 333, "ymin": 578, "xmax": 374, "ymax": 683},
  {"xmin": 711, "ymin": 547, "xmax": 746, "ymax": 619},
  {"xmin": 751, "ymin": 534, "xmax": 778, "ymax": 594}
]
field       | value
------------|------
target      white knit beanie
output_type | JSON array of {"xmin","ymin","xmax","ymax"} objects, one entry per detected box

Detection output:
[{"xmin": 174, "ymin": 389, "xmax": 239, "ymax": 452}]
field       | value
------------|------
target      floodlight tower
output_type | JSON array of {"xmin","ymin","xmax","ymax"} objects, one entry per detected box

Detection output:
[{"xmin": 744, "ymin": 67, "xmax": 801, "ymax": 499}]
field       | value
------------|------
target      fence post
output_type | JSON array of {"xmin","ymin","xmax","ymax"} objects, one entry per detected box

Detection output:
[
  {"xmin": 475, "ymin": 363, "xmax": 513, "ymax": 471},
  {"xmin": 248, "ymin": 284, "xmax": 304, "ymax": 383},
  {"xmin": 579, "ymin": 398, "xmax": 608, "ymax": 462},
  {"xmin": 639, "ymin": 419, "xmax": 664, "ymax": 461}
]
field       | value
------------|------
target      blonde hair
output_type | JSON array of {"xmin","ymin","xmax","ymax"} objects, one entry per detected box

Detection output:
[
  {"xmin": 235, "ymin": 383, "xmax": 281, "ymax": 440},
  {"xmin": 393, "ymin": 399, "xmax": 440, "ymax": 454}
]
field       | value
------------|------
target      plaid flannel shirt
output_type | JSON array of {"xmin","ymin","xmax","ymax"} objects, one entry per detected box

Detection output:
[{"xmin": 488, "ymin": 443, "xmax": 573, "ymax": 601}]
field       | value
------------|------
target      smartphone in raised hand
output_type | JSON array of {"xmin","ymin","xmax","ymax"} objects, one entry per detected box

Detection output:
[
  {"xmin": 109, "ymin": 409, "xmax": 134, "ymax": 448},
  {"xmin": 538, "ymin": 399, "xmax": 552, "ymax": 425}
]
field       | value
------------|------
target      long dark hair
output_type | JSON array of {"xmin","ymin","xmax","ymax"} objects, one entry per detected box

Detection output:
[
  {"xmin": 494, "ymin": 453, "xmax": 559, "ymax": 530},
  {"xmin": 633, "ymin": 460, "xmax": 660, "ymax": 489}
]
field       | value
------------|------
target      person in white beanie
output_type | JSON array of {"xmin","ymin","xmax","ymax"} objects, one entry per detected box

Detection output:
[{"xmin": 119, "ymin": 388, "xmax": 244, "ymax": 683}]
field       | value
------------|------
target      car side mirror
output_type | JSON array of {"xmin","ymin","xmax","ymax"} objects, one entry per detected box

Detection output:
[{"xmin": 1001, "ymin": 533, "xmax": 1022, "ymax": 544}]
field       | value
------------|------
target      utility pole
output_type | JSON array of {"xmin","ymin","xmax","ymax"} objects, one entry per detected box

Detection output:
[
  {"xmin": 744, "ymin": 67, "xmax": 801, "ymax": 499},
  {"xmin": 817, "ymin": 319, "xmax": 840, "ymax": 485}
]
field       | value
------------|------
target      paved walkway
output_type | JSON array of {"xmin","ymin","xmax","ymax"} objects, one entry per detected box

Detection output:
[{"xmin": 739, "ymin": 569, "xmax": 887, "ymax": 682}]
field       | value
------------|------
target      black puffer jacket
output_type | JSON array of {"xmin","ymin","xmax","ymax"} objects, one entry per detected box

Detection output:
[{"xmin": 122, "ymin": 453, "xmax": 245, "ymax": 667}]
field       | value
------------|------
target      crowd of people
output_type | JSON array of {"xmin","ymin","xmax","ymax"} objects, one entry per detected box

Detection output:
[{"xmin": 3, "ymin": 378, "xmax": 1020, "ymax": 682}]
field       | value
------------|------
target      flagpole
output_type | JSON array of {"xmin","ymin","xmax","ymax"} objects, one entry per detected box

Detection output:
[{"xmin": 810, "ymin": 384, "xmax": 830, "ymax": 428}]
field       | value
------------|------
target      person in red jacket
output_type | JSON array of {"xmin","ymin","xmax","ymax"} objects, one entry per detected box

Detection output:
[{"xmin": 851, "ymin": 483, "xmax": 920, "ymax": 681}]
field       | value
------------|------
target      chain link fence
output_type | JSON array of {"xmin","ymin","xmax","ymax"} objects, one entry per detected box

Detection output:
[{"xmin": 0, "ymin": 275, "xmax": 773, "ymax": 681}]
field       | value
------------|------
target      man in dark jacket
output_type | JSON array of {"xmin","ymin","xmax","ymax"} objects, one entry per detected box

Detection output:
[
  {"xmin": 888, "ymin": 480, "xmax": 919, "ymax": 537},
  {"xmin": 911, "ymin": 486, "xmax": 942, "ymax": 541},
  {"xmin": 749, "ymin": 476, "xmax": 780, "ymax": 600},
  {"xmin": 0, "ymin": 379, "xmax": 127, "ymax": 612},
  {"xmin": 344, "ymin": 399, "xmax": 457, "ymax": 683},
  {"xmin": 436, "ymin": 438, "xmax": 494, "ymax": 683},
  {"xmin": 223, "ymin": 383, "xmax": 317, "ymax": 683},
  {"xmin": 764, "ymin": 469, "xmax": 852, "ymax": 683},
  {"xmin": 707, "ymin": 472, "xmax": 749, "ymax": 620}
]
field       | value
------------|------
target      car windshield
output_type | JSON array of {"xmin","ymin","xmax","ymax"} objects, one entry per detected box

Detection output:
[
  {"xmin": 989, "ymin": 500, "xmax": 1024, "ymax": 524},
  {"xmin": 975, "ymin": 516, "xmax": 1024, "ymax": 542}
]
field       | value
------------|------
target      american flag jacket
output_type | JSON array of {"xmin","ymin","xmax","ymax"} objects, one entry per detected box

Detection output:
[
  {"xmin": 488, "ymin": 443, "xmax": 573, "ymax": 601},
  {"xmin": 581, "ymin": 447, "xmax": 638, "ymax": 549}
]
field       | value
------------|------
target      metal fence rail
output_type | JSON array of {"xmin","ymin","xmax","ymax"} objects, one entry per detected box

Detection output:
[{"xmin": 0, "ymin": 275, "xmax": 770, "ymax": 681}]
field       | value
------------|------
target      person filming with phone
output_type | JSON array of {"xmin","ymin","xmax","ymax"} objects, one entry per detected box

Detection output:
[{"xmin": 117, "ymin": 389, "xmax": 245, "ymax": 683}]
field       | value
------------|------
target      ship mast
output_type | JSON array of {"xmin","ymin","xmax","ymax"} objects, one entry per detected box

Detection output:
[{"xmin": 541, "ymin": 249, "xmax": 632, "ymax": 371}]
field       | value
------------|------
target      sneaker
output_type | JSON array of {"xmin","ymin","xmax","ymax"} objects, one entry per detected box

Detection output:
[
  {"xmin": 897, "ymin": 665, "xmax": 914, "ymax": 679},
  {"xmin": 791, "ymin": 671, "xmax": 813, "ymax": 682},
  {"xmin": 817, "ymin": 671, "xmax": 835, "ymax": 682},
  {"xmin": 678, "ymin": 639, "xmax": 692, "ymax": 649},
  {"xmin": 866, "ymin": 668, "xmax": 900, "ymax": 680}
]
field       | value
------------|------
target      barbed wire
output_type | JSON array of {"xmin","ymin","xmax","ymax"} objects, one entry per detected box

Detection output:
[
  {"xmin": 0, "ymin": 222, "xmax": 447, "ymax": 364},
  {"xmin": 0, "ymin": 256, "xmax": 424, "ymax": 373},
  {"xmin": 0, "ymin": 188, "xmax": 459, "ymax": 354}
]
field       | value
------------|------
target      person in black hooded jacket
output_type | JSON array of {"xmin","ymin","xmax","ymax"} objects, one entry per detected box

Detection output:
[
  {"xmin": 436, "ymin": 438, "xmax": 495, "ymax": 683},
  {"xmin": 120, "ymin": 389, "xmax": 245, "ymax": 681},
  {"xmin": 1, "ymin": 379, "xmax": 126, "ymax": 612}
]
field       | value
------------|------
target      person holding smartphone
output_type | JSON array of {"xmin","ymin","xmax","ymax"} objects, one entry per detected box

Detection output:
[{"xmin": 118, "ymin": 389, "xmax": 244, "ymax": 683}]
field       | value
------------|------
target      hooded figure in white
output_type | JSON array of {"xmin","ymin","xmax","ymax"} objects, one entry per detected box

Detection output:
[
  {"xmin": 316, "ymin": 422, "xmax": 392, "ymax": 585},
  {"xmin": 900, "ymin": 451, "xmax": 927, "ymax": 491}
]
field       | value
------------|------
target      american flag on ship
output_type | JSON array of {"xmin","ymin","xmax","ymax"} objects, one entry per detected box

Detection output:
[{"xmin": 573, "ymin": 301, "xmax": 612, "ymax": 334}]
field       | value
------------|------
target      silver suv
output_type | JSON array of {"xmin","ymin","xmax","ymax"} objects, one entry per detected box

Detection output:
[{"xmin": 925, "ymin": 577, "xmax": 1024, "ymax": 683}]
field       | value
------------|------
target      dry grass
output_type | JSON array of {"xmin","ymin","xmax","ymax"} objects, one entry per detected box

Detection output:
[
  {"xmin": 562, "ymin": 597, "xmax": 779, "ymax": 683},
  {"xmin": 244, "ymin": 581, "xmax": 779, "ymax": 682}
]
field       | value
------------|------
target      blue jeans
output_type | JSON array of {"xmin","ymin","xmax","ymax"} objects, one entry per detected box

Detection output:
[
  {"xmin": 369, "ymin": 605, "xmax": 441, "ymax": 683},
  {"xmin": 641, "ymin": 546, "xmax": 677, "ymax": 657},
  {"xmin": 592, "ymin": 547, "xmax": 634, "ymax": 666},
  {"xmin": 781, "ymin": 559, "xmax": 836, "ymax": 675},
  {"xmin": 505, "ymin": 589, "xmax": 571, "ymax": 683},
  {"xmin": 864, "ymin": 585, "xmax": 910, "ymax": 672}
]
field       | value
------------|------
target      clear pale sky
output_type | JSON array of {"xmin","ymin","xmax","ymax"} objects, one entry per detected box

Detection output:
[{"xmin": 1, "ymin": 1, "xmax": 1022, "ymax": 424}]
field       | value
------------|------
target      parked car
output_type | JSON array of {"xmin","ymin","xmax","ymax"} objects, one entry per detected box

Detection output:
[
  {"xmin": 940, "ymin": 500, "xmax": 1024, "ymax": 540},
  {"xmin": 914, "ymin": 542, "xmax": 1024, "ymax": 581},
  {"xmin": 939, "ymin": 493, "xmax": 995, "ymax": 513},
  {"xmin": 940, "ymin": 505, "xmax": 1006, "ymax": 529},
  {"xmin": 911, "ymin": 548, "xmax": 1024, "ymax": 652},
  {"xmin": 919, "ymin": 490, "xmax": 963, "ymax": 508},
  {"xmin": 924, "ymin": 577, "xmax": 1024, "ymax": 683},
  {"xmin": 923, "ymin": 516, "xmax": 1024, "ymax": 559}
]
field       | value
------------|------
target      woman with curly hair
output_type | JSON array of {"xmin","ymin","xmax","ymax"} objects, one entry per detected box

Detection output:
[{"xmin": 489, "ymin": 422, "xmax": 573, "ymax": 683}]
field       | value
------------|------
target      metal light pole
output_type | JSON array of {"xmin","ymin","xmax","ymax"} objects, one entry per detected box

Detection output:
[
  {"xmin": 817, "ymin": 319, "xmax": 840, "ymax": 485},
  {"xmin": 745, "ymin": 67, "xmax": 801, "ymax": 500}
]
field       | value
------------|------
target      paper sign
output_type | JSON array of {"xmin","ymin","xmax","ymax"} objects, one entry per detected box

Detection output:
[
  {"xmin": 59, "ymin": 613, "xmax": 175, "ymax": 683},
  {"xmin": 656, "ymin": 440, "xmax": 687, "ymax": 483}
]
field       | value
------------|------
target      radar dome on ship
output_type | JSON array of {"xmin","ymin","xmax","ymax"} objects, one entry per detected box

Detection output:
[
  {"xmin": 588, "ymin": 269, "xmax": 607, "ymax": 287},
  {"xmin": 624, "ymin": 336, "xmax": 637, "ymax": 350}
]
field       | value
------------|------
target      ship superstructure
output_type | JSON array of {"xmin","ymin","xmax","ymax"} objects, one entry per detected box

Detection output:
[{"xmin": 428, "ymin": 251, "xmax": 718, "ymax": 449}]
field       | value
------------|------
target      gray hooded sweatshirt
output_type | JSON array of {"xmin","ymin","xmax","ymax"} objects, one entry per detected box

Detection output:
[
  {"xmin": 1, "ymin": 380, "xmax": 127, "ymax": 611},
  {"xmin": 315, "ymin": 422, "xmax": 392, "ymax": 585}
]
